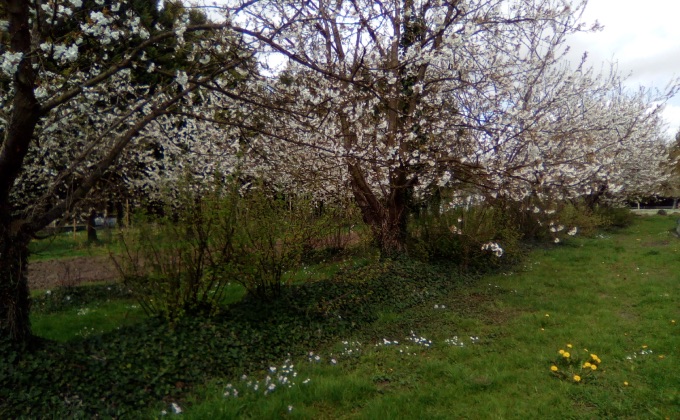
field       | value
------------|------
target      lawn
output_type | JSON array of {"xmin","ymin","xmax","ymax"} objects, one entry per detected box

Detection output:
[
  {"xmin": 182, "ymin": 215, "xmax": 679, "ymax": 419},
  {"xmin": 8, "ymin": 215, "xmax": 679, "ymax": 418}
]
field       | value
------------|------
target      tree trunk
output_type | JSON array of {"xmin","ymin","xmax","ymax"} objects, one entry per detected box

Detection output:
[
  {"xmin": 349, "ymin": 165, "xmax": 410, "ymax": 258},
  {"xmin": 0, "ymin": 215, "xmax": 32, "ymax": 345},
  {"xmin": 87, "ymin": 209, "xmax": 98, "ymax": 243}
]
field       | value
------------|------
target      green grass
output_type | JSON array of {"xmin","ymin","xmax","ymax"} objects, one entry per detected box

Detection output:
[
  {"xmin": 9, "ymin": 215, "xmax": 679, "ymax": 418},
  {"xmin": 29, "ymin": 229, "xmax": 122, "ymax": 261},
  {"xmin": 180, "ymin": 215, "xmax": 680, "ymax": 419},
  {"xmin": 31, "ymin": 300, "xmax": 146, "ymax": 342}
]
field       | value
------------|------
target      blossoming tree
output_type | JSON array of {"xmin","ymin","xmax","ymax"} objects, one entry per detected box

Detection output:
[
  {"xmin": 218, "ymin": 0, "xmax": 675, "ymax": 255},
  {"xmin": 0, "ymin": 0, "xmax": 250, "ymax": 344}
]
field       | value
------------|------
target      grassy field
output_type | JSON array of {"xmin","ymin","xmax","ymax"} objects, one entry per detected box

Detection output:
[
  {"xmin": 179, "ymin": 215, "xmax": 679, "ymax": 419},
  {"xmin": 28, "ymin": 229, "xmax": 121, "ymax": 261},
  {"xmin": 20, "ymin": 215, "xmax": 680, "ymax": 418}
]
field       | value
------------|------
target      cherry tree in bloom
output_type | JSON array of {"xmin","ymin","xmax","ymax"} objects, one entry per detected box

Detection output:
[
  {"xmin": 215, "ymin": 0, "xmax": 676, "ymax": 255},
  {"xmin": 0, "ymin": 0, "xmax": 251, "ymax": 344}
]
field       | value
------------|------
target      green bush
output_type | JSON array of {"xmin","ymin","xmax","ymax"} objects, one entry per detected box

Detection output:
[
  {"xmin": 229, "ymin": 187, "xmax": 329, "ymax": 300},
  {"xmin": 595, "ymin": 206, "xmax": 635, "ymax": 228},
  {"xmin": 408, "ymin": 204, "xmax": 524, "ymax": 272},
  {"xmin": 557, "ymin": 203, "xmax": 608, "ymax": 237},
  {"xmin": 112, "ymin": 175, "xmax": 239, "ymax": 319}
]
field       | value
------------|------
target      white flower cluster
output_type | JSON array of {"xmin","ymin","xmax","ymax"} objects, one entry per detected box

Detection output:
[
  {"xmin": 481, "ymin": 242, "xmax": 503, "ymax": 257},
  {"xmin": 0, "ymin": 51, "xmax": 22, "ymax": 76},
  {"xmin": 406, "ymin": 331, "xmax": 432, "ymax": 348},
  {"xmin": 40, "ymin": 43, "xmax": 79, "ymax": 64}
]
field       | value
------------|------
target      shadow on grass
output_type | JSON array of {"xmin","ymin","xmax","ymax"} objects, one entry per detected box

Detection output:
[{"xmin": 2, "ymin": 259, "xmax": 481, "ymax": 418}]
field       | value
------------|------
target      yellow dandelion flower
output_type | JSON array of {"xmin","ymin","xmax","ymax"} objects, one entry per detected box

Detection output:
[
  {"xmin": 596, "ymin": 358, "xmax": 601, "ymax": 364},
  {"xmin": 590, "ymin": 364, "xmax": 597, "ymax": 371},
  {"xmin": 672, "ymin": 320, "xmax": 676, "ymax": 324},
  {"xmin": 624, "ymin": 381, "xmax": 629, "ymax": 386},
  {"xmin": 590, "ymin": 354, "xmax": 598, "ymax": 360},
  {"xmin": 545, "ymin": 314, "xmax": 550, "ymax": 317},
  {"xmin": 583, "ymin": 362, "xmax": 592, "ymax": 368},
  {"xmin": 573, "ymin": 375, "xmax": 581, "ymax": 382},
  {"xmin": 559, "ymin": 349, "xmax": 565, "ymax": 355},
  {"xmin": 642, "ymin": 345, "xmax": 648, "ymax": 349},
  {"xmin": 659, "ymin": 355, "xmax": 665, "ymax": 359},
  {"xmin": 550, "ymin": 365, "xmax": 558, "ymax": 372},
  {"xmin": 563, "ymin": 352, "xmax": 571, "ymax": 358},
  {"xmin": 567, "ymin": 344, "xmax": 572, "ymax": 348}
]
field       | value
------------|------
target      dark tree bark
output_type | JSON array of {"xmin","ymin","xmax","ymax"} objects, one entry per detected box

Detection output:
[
  {"xmin": 349, "ymin": 164, "xmax": 411, "ymax": 258},
  {"xmin": 87, "ymin": 209, "xmax": 98, "ymax": 243},
  {"xmin": 0, "ymin": 0, "xmax": 41, "ymax": 345},
  {"xmin": 0, "ymin": 206, "xmax": 31, "ymax": 345}
]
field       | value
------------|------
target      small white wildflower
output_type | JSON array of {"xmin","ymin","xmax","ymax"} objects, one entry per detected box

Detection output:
[
  {"xmin": 303, "ymin": 378, "xmax": 311, "ymax": 384},
  {"xmin": 288, "ymin": 405, "xmax": 293, "ymax": 412},
  {"xmin": 554, "ymin": 237, "xmax": 560, "ymax": 244},
  {"xmin": 171, "ymin": 402, "xmax": 182, "ymax": 414},
  {"xmin": 567, "ymin": 227, "xmax": 578, "ymax": 236},
  {"xmin": 330, "ymin": 358, "xmax": 337, "ymax": 365}
]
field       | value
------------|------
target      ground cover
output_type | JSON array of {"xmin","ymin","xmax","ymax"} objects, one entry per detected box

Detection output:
[
  {"xmin": 2, "ymin": 215, "xmax": 678, "ymax": 418},
  {"xmin": 182, "ymin": 215, "xmax": 679, "ymax": 419}
]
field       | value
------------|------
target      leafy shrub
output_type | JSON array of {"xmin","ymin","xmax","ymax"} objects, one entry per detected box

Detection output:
[
  {"xmin": 595, "ymin": 206, "xmax": 635, "ymax": 228},
  {"xmin": 112, "ymin": 175, "xmax": 238, "ymax": 319},
  {"xmin": 556, "ymin": 203, "xmax": 608, "ymax": 237},
  {"xmin": 229, "ymin": 187, "xmax": 329, "ymax": 300},
  {"xmin": 657, "ymin": 209, "xmax": 668, "ymax": 216},
  {"xmin": 408, "ymin": 204, "xmax": 524, "ymax": 272}
]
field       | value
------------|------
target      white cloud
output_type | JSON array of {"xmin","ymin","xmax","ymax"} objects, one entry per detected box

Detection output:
[{"xmin": 567, "ymin": 0, "xmax": 680, "ymax": 134}]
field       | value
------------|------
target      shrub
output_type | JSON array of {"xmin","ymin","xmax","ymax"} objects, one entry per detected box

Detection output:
[
  {"xmin": 556, "ymin": 203, "xmax": 608, "ymax": 237},
  {"xmin": 229, "ymin": 187, "xmax": 329, "ymax": 300},
  {"xmin": 112, "ymin": 175, "xmax": 238, "ymax": 319},
  {"xmin": 595, "ymin": 206, "xmax": 636, "ymax": 228},
  {"xmin": 657, "ymin": 209, "xmax": 668, "ymax": 216},
  {"xmin": 408, "ymin": 204, "xmax": 524, "ymax": 272}
]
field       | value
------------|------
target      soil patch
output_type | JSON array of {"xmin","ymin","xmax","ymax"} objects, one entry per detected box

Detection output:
[{"xmin": 28, "ymin": 256, "xmax": 118, "ymax": 290}]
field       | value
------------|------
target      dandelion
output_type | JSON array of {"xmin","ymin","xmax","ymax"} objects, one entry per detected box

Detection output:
[
  {"xmin": 559, "ymin": 349, "xmax": 565, "ymax": 355},
  {"xmin": 550, "ymin": 365, "xmax": 558, "ymax": 372},
  {"xmin": 573, "ymin": 375, "xmax": 581, "ymax": 382},
  {"xmin": 567, "ymin": 344, "xmax": 572, "ymax": 349},
  {"xmin": 562, "ymin": 352, "xmax": 570, "ymax": 358},
  {"xmin": 624, "ymin": 381, "xmax": 629, "ymax": 386},
  {"xmin": 583, "ymin": 362, "xmax": 591, "ymax": 368},
  {"xmin": 590, "ymin": 364, "xmax": 597, "ymax": 370},
  {"xmin": 545, "ymin": 314, "xmax": 550, "ymax": 317}
]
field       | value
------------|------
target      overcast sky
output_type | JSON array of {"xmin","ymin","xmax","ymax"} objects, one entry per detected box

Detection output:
[{"xmin": 567, "ymin": 0, "xmax": 680, "ymax": 137}]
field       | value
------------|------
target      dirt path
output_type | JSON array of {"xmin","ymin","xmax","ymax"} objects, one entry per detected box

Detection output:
[{"xmin": 28, "ymin": 256, "xmax": 118, "ymax": 290}]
